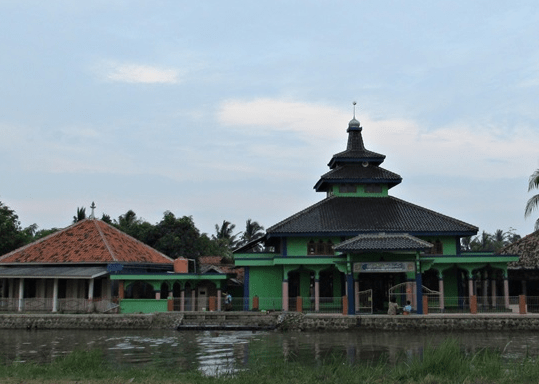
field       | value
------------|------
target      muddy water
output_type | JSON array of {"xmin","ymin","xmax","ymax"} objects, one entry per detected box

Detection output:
[{"xmin": 0, "ymin": 329, "xmax": 537, "ymax": 375}]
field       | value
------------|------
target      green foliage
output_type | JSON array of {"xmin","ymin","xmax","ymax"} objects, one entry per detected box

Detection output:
[
  {"xmin": 461, "ymin": 227, "xmax": 521, "ymax": 252},
  {"xmin": 525, "ymin": 168, "xmax": 539, "ymax": 231},
  {"xmin": 72, "ymin": 206, "xmax": 86, "ymax": 223},
  {"xmin": 236, "ymin": 219, "xmax": 265, "ymax": 249},
  {"xmin": 5, "ymin": 338, "xmax": 539, "ymax": 383},
  {"xmin": 213, "ymin": 220, "xmax": 238, "ymax": 250},
  {"xmin": 0, "ymin": 200, "xmax": 27, "ymax": 255}
]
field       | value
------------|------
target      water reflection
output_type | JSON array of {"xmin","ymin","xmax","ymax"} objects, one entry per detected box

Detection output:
[{"xmin": 0, "ymin": 329, "xmax": 538, "ymax": 375}]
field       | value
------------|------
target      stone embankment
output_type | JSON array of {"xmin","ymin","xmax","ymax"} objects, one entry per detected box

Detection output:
[{"xmin": 2, "ymin": 312, "xmax": 539, "ymax": 331}]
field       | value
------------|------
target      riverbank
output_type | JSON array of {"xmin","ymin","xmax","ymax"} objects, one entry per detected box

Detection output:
[{"xmin": 3, "ymin": 311, "xmax": 539, "ymax": 331}]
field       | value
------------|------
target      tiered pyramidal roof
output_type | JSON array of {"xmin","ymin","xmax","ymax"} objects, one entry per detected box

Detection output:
[
  {"xmin": 314, "ymin": 117, "xmax": 402, "ymax": 192},
  {"xmin": 267, "ymin": 116, "xmax": 478, "ymax": 237}
]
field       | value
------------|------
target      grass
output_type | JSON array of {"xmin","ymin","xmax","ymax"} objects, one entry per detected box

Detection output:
[{"xmin": 1, "ymin": 337, "xmax": 539, "ymax": 383}]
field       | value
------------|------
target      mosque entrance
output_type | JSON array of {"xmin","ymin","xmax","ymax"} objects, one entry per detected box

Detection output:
[{"xmin": 357, "ymin": 273, "xmax": 405, "ymax": 313}]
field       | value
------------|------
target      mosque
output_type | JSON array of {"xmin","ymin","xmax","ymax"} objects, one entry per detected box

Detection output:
[{"xmin": 234, "ymin": 111, "xmax": 518, "ymax": 314}]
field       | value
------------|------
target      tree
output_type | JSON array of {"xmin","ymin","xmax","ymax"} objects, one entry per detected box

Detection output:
[
  {"xmin": 101, "ymin": 213, "xmax": 112, "ymax": 224},
  {"xmin": 73, "ymin": 207, "xmax": 86, "ymax": 223},
  {"xmin": 151, "ymin": 212, "xmax": 225, "ymax": 259},
  {"xmin": 525, "ymin": 168, "xmax": 539, "ymax": 231},
  {"xmin": 213, "ymin": 220, "xmax": 238, "ymax": 249},
  {"xmin": 0, "ymin": 201, "xmax": 27, "ymax": 255},
  {"xmin": 468, "ymin": 231, "xmax": 493, "ymax": 252},
  {"xmin": 237, "ymin": 219, "xmax": 265, "ymax": 249}
]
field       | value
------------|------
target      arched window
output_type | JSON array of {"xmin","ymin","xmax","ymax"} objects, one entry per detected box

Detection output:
[
  {"xmin": 316, "ymin": 240, "xmax": 325, "ymax": 254},
  {"xmin": 434, "ymin": 240, "xmax": 443, "ymax": 254},
  {"xmin": 325, "ymin": 240, "xmax": 334, "ymax": 255},
  {"xmin": 307, "ymin": 239, "xmax": 335, "ymax": 255},
  {"xmin": 307, "ymin": 240, "xmax": 316, "ymax": 255}
]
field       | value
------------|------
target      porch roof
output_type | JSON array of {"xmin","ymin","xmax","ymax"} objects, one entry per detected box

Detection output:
[
  {"xmin": 334, "ymin": 233, "xmax": 433, "ymax": 253},
  {"xmin": 0, "ymin": 266, "xmax": 108, "ymax": 279}
]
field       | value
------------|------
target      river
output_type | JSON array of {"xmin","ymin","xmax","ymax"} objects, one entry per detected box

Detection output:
[{"xmin": 0, "ymin": 329, "xmax": 537, "ymax": 375}]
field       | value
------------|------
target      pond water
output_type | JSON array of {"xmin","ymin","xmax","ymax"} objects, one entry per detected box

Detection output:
[{"xmin": 1, "ymin": 329, "xmax": 538, "ymax": 375}]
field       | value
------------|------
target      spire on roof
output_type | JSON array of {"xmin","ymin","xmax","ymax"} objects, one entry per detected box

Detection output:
[
  {"xmin": 348, "ymin": 101, "xmax": 360, "ymax": 130},
  {"xmin": 90, "ymin": 202, "xmax": 96, "ymax": 219}
]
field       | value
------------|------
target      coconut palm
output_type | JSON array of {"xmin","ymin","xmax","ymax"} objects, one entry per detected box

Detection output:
[
  {"xmin": 72, "ymin": 207, "xmax": 86, "ymax": 223},
  {"xmin": 525, "ymin": 168, "xmax": 539, "ymax": 231},
  {"xmin": 237, "ymin": 219, "xmax": 265, "ymax": 248},
  {"xmin": 213, "ymin": 220, "xmax": 238, "ymax": 249}
]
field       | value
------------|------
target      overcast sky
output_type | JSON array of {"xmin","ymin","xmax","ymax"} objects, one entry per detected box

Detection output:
[{"xmin": 1, "ymin": 1, "xmax": 538, "ymax": 239}]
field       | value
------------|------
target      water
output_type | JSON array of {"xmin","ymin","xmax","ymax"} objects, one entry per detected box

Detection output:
[{"xmin": 1, "ymin": 329, "xmax": 538, "ymax": 375}]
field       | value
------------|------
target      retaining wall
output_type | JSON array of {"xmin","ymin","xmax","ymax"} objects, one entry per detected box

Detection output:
[{"xmin": 2, "ymin": 312, "xmax": 539, "ymax": 331}]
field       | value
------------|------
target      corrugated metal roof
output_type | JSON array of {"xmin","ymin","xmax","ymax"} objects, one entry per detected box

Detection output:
[{"xmin": 0, "ymin": 266, "xmax": 108, "ymax": 279}]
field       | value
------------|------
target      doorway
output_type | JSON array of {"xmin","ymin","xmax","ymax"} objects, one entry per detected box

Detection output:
[{"xmin": 357, "ymin": 273, "xmax": 404, "ymax": 313}]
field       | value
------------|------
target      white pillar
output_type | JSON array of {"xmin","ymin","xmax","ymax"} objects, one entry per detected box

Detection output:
[
  {"xmin": 180, "ymin": 290, "xmax": 185, "ymax": 311},
  {"xmin": 18, "ymin": 278, "xmax": 24, "ymax": 312},
  {"xmin": 315, "ymin": 279, "xmax": 320, "ymax": 312},
  {"xmin": 282, "ymin": 281, "xmax": 289, "ymax": 311},
  {"xmin": 39, "ymin": 279, "xmax": 46, "ymax": 298},
  {"xmin": 354, "ymin": 280, "xmax": 359, "ymax": 314},
  {"xmin": 482, "ymin": 272, "xmax": 488, "ymax": 306},
  {"xmin": 491, "ymin": 278, "xmax": 497, "ymax": 307},
  {"xmin": 438, "ymin": 278, "xmax": 445, "ymax": 312},
  {"xmin": 217, "ymin": 289, "xmax": 222, "ymax": 311},
  {"xmin": 1, "ymin": 278, "xmax": 7, "ymax": 297},
  {"xmin": 52, "ymin": 278, "xmax": 59, "ymax": 312},
  {"xmin": 504, "ymin": 277, "xmax": 510, "ymax": 309},
  {"xmin": 88, "ymin": 279, "xmax": 94, "ymax": 300},
  {"xmin": 468, "ymin": 276, "xmax": 474, "ymax": 299}
]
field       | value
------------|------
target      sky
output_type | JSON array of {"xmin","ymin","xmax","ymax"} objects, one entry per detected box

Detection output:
[{"xmin": 1, "ymin": 1, "xmax": 539, "ymax": 239}]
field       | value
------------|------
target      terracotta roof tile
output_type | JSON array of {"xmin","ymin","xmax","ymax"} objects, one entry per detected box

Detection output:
[
  {"xmin": 0, "ymin": 219, "xmax": 173, "ymax": 265},
  {"xmin": 500, "ymin": 230, "xmax": 539, "ymax": 269}
]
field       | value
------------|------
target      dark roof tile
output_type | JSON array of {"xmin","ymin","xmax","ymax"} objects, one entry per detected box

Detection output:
[{"xmin": 267, "ymin": 196, "xmax": 477, "ymax": 235}]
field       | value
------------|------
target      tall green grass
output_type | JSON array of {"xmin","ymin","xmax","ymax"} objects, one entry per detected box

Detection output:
[{"xmin": 1, "ymin": 338, "xmax": 539, "ymax": 383}]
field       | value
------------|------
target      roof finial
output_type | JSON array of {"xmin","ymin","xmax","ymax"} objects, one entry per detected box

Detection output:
[
  {"xmin": 353, "ymin": 101, "xmax": 357, "ymax": 119},
  {"xmin": 90, "ymin": 201, "xmax": 96, "ymax": 219}
]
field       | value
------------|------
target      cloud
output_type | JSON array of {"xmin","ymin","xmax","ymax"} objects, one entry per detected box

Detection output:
[
  {"xmin": 217, "ymin": 97, "xmax": 539, "ymax": 182},
  {"xmin": 218, "ymin": 98, "xmax": 349, "ymax": 142},
  {"xmin": 365, "ymin": 117, "xmax": 539, "ymax": 180},
  {"xmin": 100, "ymin": 62, "xmax": 182, "ymax": 84}
]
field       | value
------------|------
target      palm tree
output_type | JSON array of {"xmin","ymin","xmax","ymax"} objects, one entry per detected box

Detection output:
[
  {"xmin": 470, "ymin": 230, "xmax": 493, "ymax": 252},
  {"xmin": 237, "ymin": 219, "xmax": 265, "ymax": 249},
  {"xmin": 73, "ymin": 207, "xmax": 86, "ymax": 223},
  {"xmin": 460, "ymin": 236, "xmax": 472, "ymax": 251},
  {"xmin": 213, "ymin": 220, "xmax": 238, "ymax": 249},
  {"xmin": 525, "ymin": 169, "xmax": 539, "ymax": 231}
]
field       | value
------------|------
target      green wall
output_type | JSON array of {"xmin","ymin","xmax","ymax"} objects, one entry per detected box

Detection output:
[
  {"xmin": 249, "ymin": 266, "xmax": 282, "ymax": 310},
  {"xmin": 287, "ymin": 236, "xmax": 340, "ymax": 256},
  {"xmin": 330, "ymin": 184, "xmax": 389, "ymax": 197},
  {"xmin": 120, "ymin": 299, "xmax": 168, "ymax": 314}
]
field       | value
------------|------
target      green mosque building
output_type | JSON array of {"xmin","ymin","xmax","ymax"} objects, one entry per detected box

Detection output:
[{"xmin": 234, "ymin": 114, "xmax": 518, "ymax": 314}]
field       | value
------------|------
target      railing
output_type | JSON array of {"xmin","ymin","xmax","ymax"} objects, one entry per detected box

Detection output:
[
  {"xmin": 0, "ymin": 298, "xmax": 119, "ymax": 313},
  {"xmin": 426, "ymin": 296, "xmax": 520, "ymax": 314},
  {"xmin": 526, "ymin": 296, "xmax": 539, "ymax": 313},
  {"xmin": 301, "ymin": 297, "xmax": 343, "ymax": 314},
  {"xmin": 475, "ymin": 296, "xmax": 514, "ymax": 314},
  {"xmin": 357, "ymin": 289, "xmax": 373, "ymax": 314},
  {"xmin": 257, "ymin": 297, "xmax": 283, "ymax": 312}
]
